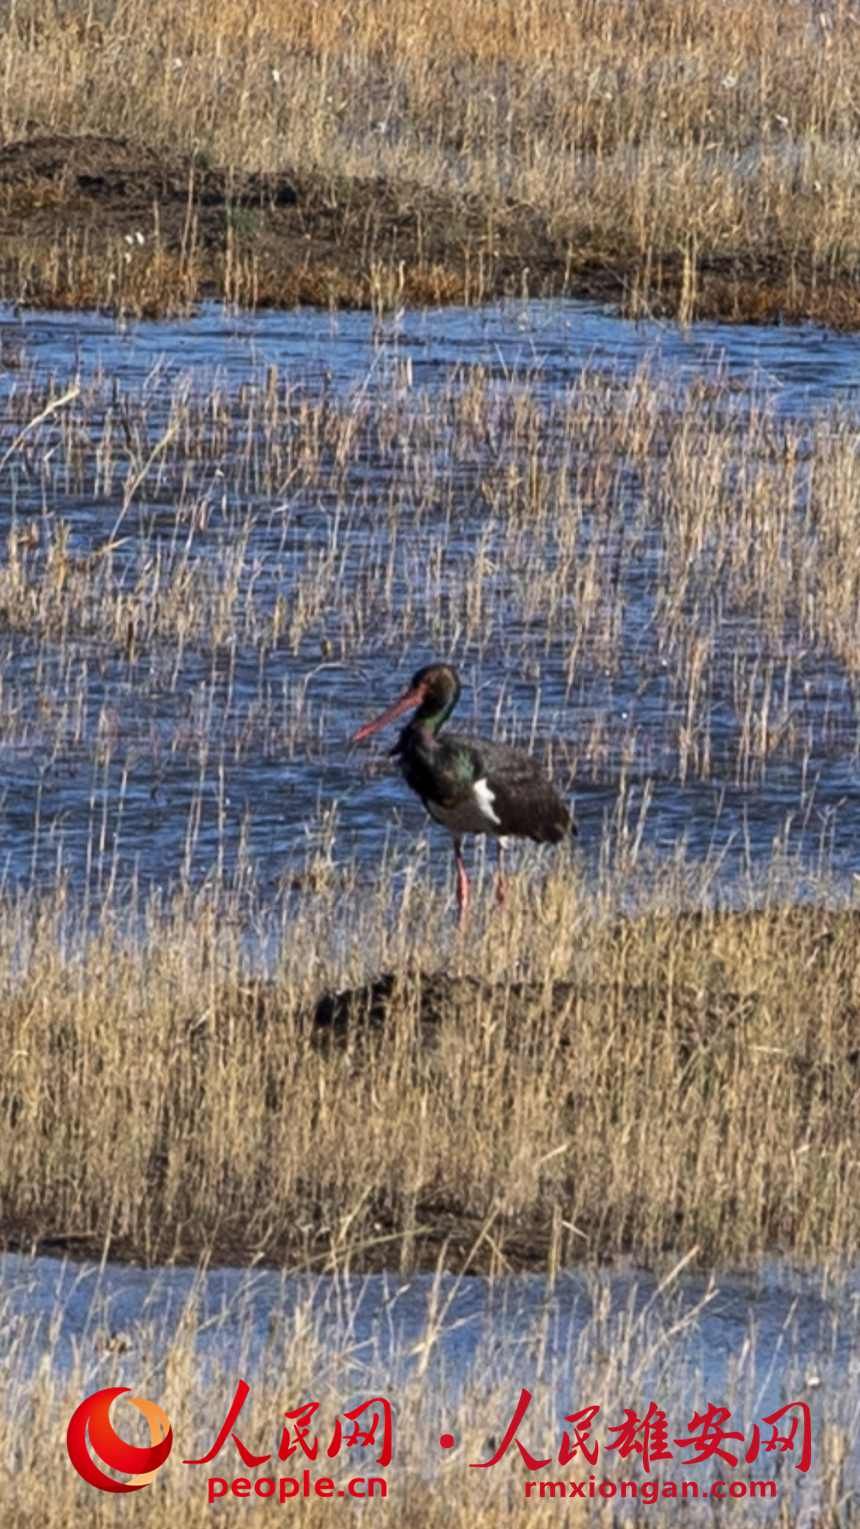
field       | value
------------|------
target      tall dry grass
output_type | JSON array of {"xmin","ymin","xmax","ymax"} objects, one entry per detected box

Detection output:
[{"xmin": 2, "ymin": 852, "xmax": 860, "ymax": 1272}]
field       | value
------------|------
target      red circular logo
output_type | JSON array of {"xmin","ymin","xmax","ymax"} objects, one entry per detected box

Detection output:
[{"xmin": 66, "ymin": 1386, "xmax": 173, "ymax": 1493}]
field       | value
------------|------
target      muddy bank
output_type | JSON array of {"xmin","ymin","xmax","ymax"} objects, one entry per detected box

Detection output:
[
  {"xmin": 0, "ymin": 132, "xmax": 603, "ymax": 315},
  {"xmin": 2, "ymin": 134, "xmax": 858, "ymax": 325}
]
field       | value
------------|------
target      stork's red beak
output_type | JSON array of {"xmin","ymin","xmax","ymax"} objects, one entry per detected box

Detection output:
[{"xmin": 351, "ymin": 681, "xmax": 426, "ymax": 742}]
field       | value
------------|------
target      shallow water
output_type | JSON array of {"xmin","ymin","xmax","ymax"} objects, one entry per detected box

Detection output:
[
  {"xmin": 9, "ymin": 1248, "xmax": 853, "ymax": 1393},
  {"xmin": 3, "ymin": 1249, "xmax": 856, "ymax": 1510},
  {"xmin": 11, "ymin": 298, "xmax": 860, "ymax": 410},
  {"xmin": 2, "ymin": 297, "xmax": 860, "ymax": 912}
]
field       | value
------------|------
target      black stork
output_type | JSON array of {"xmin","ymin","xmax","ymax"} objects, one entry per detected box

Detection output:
[{"xmin": 351, "ymin": 662, "xmax": 574, "ymax": 924}]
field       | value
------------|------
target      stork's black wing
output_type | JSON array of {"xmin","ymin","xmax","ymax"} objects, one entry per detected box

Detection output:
[{"xmin": 448, "ymin": 733, "xmax": 574, "ymax": 844}]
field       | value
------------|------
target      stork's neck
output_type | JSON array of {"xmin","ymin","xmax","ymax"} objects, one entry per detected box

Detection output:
[
  {"xmin": 396, "ymin": 719, "xmax": 443, "ymax": 765},
  {"xmin": 396, "ymin": 699, "xmax": 457, "ymax": 764}
]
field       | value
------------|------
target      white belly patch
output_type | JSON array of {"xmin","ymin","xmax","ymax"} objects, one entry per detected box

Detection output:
[{"xmin": 426, "ymin": 778, "xmax": 502, "ymax": 836}]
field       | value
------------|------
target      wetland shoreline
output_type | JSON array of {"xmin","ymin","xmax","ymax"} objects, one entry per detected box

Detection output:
[{"xmin": 3, "ymin": 133, "xmax": 860, "ymax": 327}]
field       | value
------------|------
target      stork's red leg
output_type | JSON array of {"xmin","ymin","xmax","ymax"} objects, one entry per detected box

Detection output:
[
  {"xmin": 495, "ymin": 838, "xmax": 507, "ymax": 908},
  {"xmin": 453, "ymin": 837, "xmax": 469, "ymax": 927}
]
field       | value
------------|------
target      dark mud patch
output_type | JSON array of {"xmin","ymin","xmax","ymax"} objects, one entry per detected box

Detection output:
[
  {"xmin": 0, "ymin": 133, "xmax": 298, "ymax": 210},
  {"xmin": 0, "ymin": 132, "xmax": 598, "ymax": 315},
  {"xmin": 2, "ymin": 133, "xmax": 857, "ymax": 323}
]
